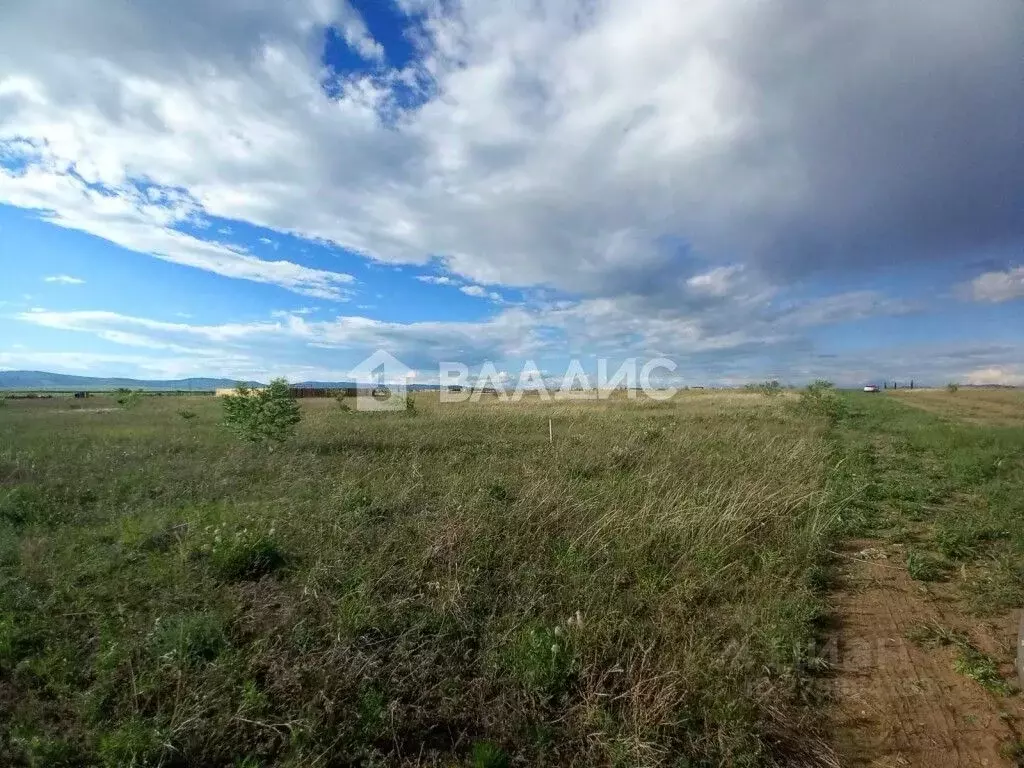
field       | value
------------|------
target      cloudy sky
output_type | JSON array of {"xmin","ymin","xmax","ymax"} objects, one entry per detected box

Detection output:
[{"xmin": 1, "ymin": 0, "xmax": 1022, "ymax": 386}]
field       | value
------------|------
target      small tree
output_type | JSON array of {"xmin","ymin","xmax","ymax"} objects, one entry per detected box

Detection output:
[
  {"xmin": 947, "ymin": 382, "xmax": 960, "ymax": 393},
  {"xmin": 222, "ymin": 379, "xmax": 301, "ymax": 446},
  {"xmin": 116, "ymin": 388, "xmax": 143, "ymax": 408}
]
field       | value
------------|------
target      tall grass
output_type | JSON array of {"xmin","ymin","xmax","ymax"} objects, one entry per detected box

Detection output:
[{"xmin": 0, "ymin": 393, "xmax": 839, "ymax": 766}]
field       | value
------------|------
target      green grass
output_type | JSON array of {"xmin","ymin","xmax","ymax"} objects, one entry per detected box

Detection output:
[
  {"xmin": 825, "ymin": 393, "xmax": 1024, "ymax": 611},
  {"xmin": 907, "ymin": 623, "xmax": 1013, "ymax": 696},
  {"xmin": 0, "ymin": 388, "xmax": 1021, "ymax": 765}
]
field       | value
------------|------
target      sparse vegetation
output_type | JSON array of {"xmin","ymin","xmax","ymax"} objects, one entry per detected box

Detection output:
[
  {"xmin": 954, "ymin": 646, "xmax": 1011, "ymax": 695},
  {"xmin": 905, "ymin": 548, "xmax": 948, "ymax": 582},
  {"xmin": 907, "ymin": 623, "xmax": 1013, "ymax": 695},
  {"xmin": 0, "ymin": 386, "xmax": 1021, "ymax": 765},
  {"xmin": 744, "ymin": 379, "xmax": 783, "ymax": 396}
]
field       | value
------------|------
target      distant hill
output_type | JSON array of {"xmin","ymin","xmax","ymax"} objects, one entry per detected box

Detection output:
[
  {"xmin": 0, "ymin": 370, "xmax": 261, "ymax": 391},
  {"xmin": 0, "ymin": 371, "xmax": 441, "ymax": 392}
]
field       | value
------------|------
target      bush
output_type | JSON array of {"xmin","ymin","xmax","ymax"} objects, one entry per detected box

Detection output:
[
  {"xmin": 798, "ymin": 380, "xmax": 847, "ymax": 424},
  {"xmin": 222, "ymin": 379, "xmax": 300, "ymax": 445},
  {"xmin": 746, "ymin": 379, "xmax": 782, "ymax": 396},
  {"xmin": 947, "ymin": 382, "xmax": 960, "ymax": 393},
  {"xmin": 115, "ymin": 388, "xmax": 143, "ymax": 409}
]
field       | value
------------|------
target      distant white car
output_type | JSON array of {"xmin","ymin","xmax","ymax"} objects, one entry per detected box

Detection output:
[{"xmin": 863, "ymin": 385, "xmax": 880, "ymax": 393}]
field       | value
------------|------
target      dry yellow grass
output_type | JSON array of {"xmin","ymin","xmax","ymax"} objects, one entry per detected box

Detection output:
[{"xmin": 889, "ymin": 388, "xmax": 1024, "ymax": 427}]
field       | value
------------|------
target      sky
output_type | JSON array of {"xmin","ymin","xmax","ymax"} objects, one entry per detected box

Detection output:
[{"xmin": 1, "ymin": 0, "xmax": 1022, "ymax": 387}]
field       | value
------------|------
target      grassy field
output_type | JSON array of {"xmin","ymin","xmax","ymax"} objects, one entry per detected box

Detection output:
[
  {"xmin": 832, "ymin": 389, "xmax": 1024, "ymax": 614},
  {"xmin": 0, "ymin": 388, "xmax": 1021, "ymax": 766}
]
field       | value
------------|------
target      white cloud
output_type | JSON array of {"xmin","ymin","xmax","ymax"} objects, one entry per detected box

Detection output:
[
  {"xmin": 271, "ymin": 307, "xmax": 318, "ymax": 318},
  {"xmin": 962, "ymin": 367, "xmax": 1024, "ymax": 387},
  {"xmin": 416, "ymin": 275, "xmax": 458, "ymax": 286},
  {"xmin": 43, "ymin": 274, "xmax": 84, "ymax": 284},
  {"xmin": 0, "ymin": 155, "xmax": 355, "ymax": 299},
  {"xmin": 686, "ymin": 266, "xmax": 743, "ymax": 298},
  {"xmin": 15, "ymin": 281, "xmax": 919, "ymax": 380},
  {"xmin": 0, "ymin": 0, "xmax": 1018, "ymax": 303},
  {"xmin": 964, "ymin": 266, "xmax": 1024, "ymax": 304}
]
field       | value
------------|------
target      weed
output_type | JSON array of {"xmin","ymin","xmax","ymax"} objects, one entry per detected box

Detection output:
[
  {"xmin": 906, "ymin": 622, "xmax": 967, "ymax": 648},
  {"xmin": 178, "ymin": 409, "xmax": 197, "ymax": 421},
  {"xmin": 496, "ymin": 622, "xmax": 578, "ymax": 699},
  {"xmin": 472, "ymin": 741, "xmax": 511, "ymax": 768},
  {"xmin": 954, "ymin": 646, "xmax": 1011, "ymax": 695},
  {"xmin": 194, "ymin": 523, "xmax": 286, "ymax": 581},
  {"xmin": 97, "ymin": 719, "xmax": 166, "ymax": 767},
  {"xmin": 487, "ymin": 482, "xmax": 512, "ymax": 503},
  {"xmin": 150, "ymin": 613, "xmax": 225, "ymax": 666},
  {"xmin": 905, "ymin": 548, "xmax": 947, "ymax": 582}
]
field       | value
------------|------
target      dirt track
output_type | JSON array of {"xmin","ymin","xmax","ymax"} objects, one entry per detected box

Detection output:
[{"xmin": 833, "ymin": 540, "xmax": 1023, "ymax": 766}]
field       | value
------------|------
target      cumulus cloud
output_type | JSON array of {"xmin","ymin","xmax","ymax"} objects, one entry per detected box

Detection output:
[
  {"xmin": 963, "ymin": 266, "xmax": 1024, "ymax": 304},
  {"xmin": 1, "ymin": 0, "xmax": 1020, "ymax": 302},
  {"xmin": 963, "ymin": 367, "xmax": 1024, "ymax": 387}
]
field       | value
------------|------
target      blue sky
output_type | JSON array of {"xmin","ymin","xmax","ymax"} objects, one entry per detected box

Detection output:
[{"xmin": 1, "ymin": 0, "xmax": 1022, "ymax": 386}]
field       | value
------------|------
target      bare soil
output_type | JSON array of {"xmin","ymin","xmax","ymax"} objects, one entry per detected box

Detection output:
[{"xmin": 832, "ymin": 539, "xmax": 1023, "ymax": 766}]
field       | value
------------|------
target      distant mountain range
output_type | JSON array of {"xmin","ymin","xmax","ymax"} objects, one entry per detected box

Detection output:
[
  {"xmin": 0, "ymin": 370, "xmax": 440, "ymax": 391},
  {"xmin": 0, "ymin": 370, "xmax": 262, "ymax": 391}
]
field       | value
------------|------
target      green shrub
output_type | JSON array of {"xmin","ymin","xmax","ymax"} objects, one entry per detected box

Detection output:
[
  {"xmin": 222, "ymin": 378, "xmax": 301, "ymax": 445},
  {"xmin": 197, "ymin": 524, "xmax": 286, "ymax": 581},
  {"xmin": 115, "ymin": 388, "xmax": 143, "ymax": 409},
  {"xmin": 798, "ymin": 380, "xmax": 847, "ymax": 423}
]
